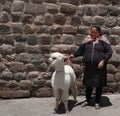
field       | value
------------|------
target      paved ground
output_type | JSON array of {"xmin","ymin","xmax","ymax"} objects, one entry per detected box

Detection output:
[{"xmin": 0, "ymin": 94, "xmax": 120, "ymax": 116}]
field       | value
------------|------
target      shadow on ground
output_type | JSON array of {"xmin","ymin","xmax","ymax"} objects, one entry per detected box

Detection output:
[
  {"xmin": 54, "ymin": 96, "xmax": 112, "ymax": 114},
  {"xmin": 54, "ymin": 100, "xmax": 76, "ymax": 114},
  {"xmin": 75, "ymin": 95, "xmax": 112, "ymax": 108}
]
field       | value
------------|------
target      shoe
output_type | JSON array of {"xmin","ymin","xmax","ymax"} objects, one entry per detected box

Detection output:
[
  {"xmin": 81, "ymin": 101, "xmax": 89, "ymax": 107},
  {"xmin": 95, "ymin": 103, "xmax": 100, "ymax": 109}
]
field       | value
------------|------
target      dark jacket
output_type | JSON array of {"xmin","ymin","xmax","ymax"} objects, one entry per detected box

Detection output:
[{"xmin": 73, "ymin": 39, "xmax": 113, "ymax": 87}]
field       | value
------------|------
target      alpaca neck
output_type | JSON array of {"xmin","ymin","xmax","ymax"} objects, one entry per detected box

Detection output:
[{"xmin": 55, "ymin": 61, "xmax": 64, "ymax": 72}]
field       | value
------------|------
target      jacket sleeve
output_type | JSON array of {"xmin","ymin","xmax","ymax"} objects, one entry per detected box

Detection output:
[
  {"xmin": 103, "ymin": 42, "xmax": 113, "ymax": 61},
  {"xmin": 73, "ymin": 43, "xmax": 85, "ymax": 57}
]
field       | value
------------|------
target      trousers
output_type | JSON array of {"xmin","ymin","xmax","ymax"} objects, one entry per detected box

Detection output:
[{"xmin": 86, "ymin": 87, "xmax": 102, "ymax": 103}]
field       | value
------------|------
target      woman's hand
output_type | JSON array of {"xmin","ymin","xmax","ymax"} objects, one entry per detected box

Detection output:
[
  {"xmin": 87, "ymin": 38, "xmax": 93, "ymax": 42},
  {"xmin": 65, "ymin": 54, "xmax": 74, "ymax": 64},
  {"xmin": 68, "ymin": 54, "xmax": 74, "ymax": 60},
  {"xmin": 98, "ymin": 60, "xmax": 105, "ymax": 69}
]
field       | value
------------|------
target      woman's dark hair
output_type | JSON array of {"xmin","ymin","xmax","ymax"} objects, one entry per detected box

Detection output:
[{"xmin": 90, "ymin": 25, "xmax": 102, "ymax": 35}]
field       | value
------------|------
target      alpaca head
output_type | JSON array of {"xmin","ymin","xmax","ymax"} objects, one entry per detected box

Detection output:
[{"xmin": 49, "ymin": 52, "xmax": 65, "ymax": 67}]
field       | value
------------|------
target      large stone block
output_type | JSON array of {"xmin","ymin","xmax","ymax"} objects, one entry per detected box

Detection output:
[
  {"xmin": 0, "ymin": 90, "xmax": 31, "ymax": 99},
  {"xmin": 0, "ymin": 24, "xmax": 11, "ymax": 34},
  {"xmin": 60, "ymin": 3, "xmax": 76, "ymax": 15},
  {"xmin": 35, "ymin": 87, "xmax": 52, "ymax": 97},
  {"xmin": 12, "ymin": 1, "xmax": 24, "ymax": 12},
  {"xmin": 85, "ymin": 5, "xmax": 97, "ymax": 16},
  {"xmin": 105, "ymin": 17, "xmax": 117, "ymax": 27}
]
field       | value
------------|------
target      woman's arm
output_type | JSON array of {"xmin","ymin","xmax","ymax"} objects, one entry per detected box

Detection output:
[
  {"xmin": 103, "ymin": 42, "xmax": 113, "ymax": 61},
  {"xmin": 73, "ymin": 43, "xmax": 85, "ymax": 57},
  {"xmin": 67, "ymin": 43, "xmax": 85, "ymax": 62}
]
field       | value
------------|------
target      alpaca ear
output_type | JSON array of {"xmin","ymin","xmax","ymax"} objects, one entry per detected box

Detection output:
[
  {"xmin": 49, "ymin": 52, "xmax": 53, "ymax": 58},
  {"xmin": 63, "ymin": 54, "xmax": 68, "ymax": 59},
  {"xmin": 50, "ymin": 52, "xmax": 53, "ymax": 55}
]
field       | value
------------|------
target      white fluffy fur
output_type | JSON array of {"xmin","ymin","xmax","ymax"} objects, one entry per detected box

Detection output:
[{"xmin": 49, "ymin": 52, "xmax": 77, "ymax": 113}]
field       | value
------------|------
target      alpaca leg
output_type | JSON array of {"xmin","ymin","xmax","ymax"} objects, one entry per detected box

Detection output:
[
  {"xmin": 54, "ymin": 90, "xmax": 61, "ymax": 111},
  {"xmin": 71, "ymin": 83, "xmax": 78, "ymax": 102},
  {"xmin": 62, "ymin": 90, "xmax": 69, "ymax": 113}
]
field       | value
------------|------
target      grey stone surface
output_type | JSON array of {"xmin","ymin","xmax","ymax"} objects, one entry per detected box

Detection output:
[{"xmin": 0, "ymin": 94, "xmax": 120, "ymax": 116}]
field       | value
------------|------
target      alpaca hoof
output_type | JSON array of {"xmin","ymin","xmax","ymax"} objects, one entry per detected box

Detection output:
[
  {"xmin": 74, "ymin": 100, "xmax": 78, "ymax": 103},
  {"xmin": 54, "ymin": 108, "xmax": 58, "ymax": 112},
  {"xmin": 66, "ymin": 110, "xmax": 69, "ymax": 114}
]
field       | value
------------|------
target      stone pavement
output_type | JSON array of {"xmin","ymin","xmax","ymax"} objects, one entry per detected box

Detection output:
[{"xmin": 0, "ymin": 94, "xmax": 120, "ymax": 116}]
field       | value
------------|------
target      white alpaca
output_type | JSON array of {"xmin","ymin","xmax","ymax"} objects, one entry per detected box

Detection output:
[{"xmin": 49, "ymin": 52, "xmax": 78, "ymax": 113}]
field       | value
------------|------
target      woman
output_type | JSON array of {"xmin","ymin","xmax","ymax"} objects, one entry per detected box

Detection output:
[{"xmin": 68, "ymin": 25, "xmax": 113, "ymax": 109}]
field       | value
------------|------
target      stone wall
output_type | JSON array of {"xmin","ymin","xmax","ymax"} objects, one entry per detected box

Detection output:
[{"xmin": 0, "ymin": 0, "xmax": 120, "ymax": 98}]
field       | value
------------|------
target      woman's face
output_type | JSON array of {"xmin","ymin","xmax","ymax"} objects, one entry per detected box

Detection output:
[{"xmin": 89, "ymin": 27, "xmax": 100, "ymax": 39}]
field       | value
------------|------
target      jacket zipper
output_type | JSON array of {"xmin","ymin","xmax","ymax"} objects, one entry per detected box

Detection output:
[{"xmin": 91, "ymin": 41, "xmax": 95, "ymax": 63}]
